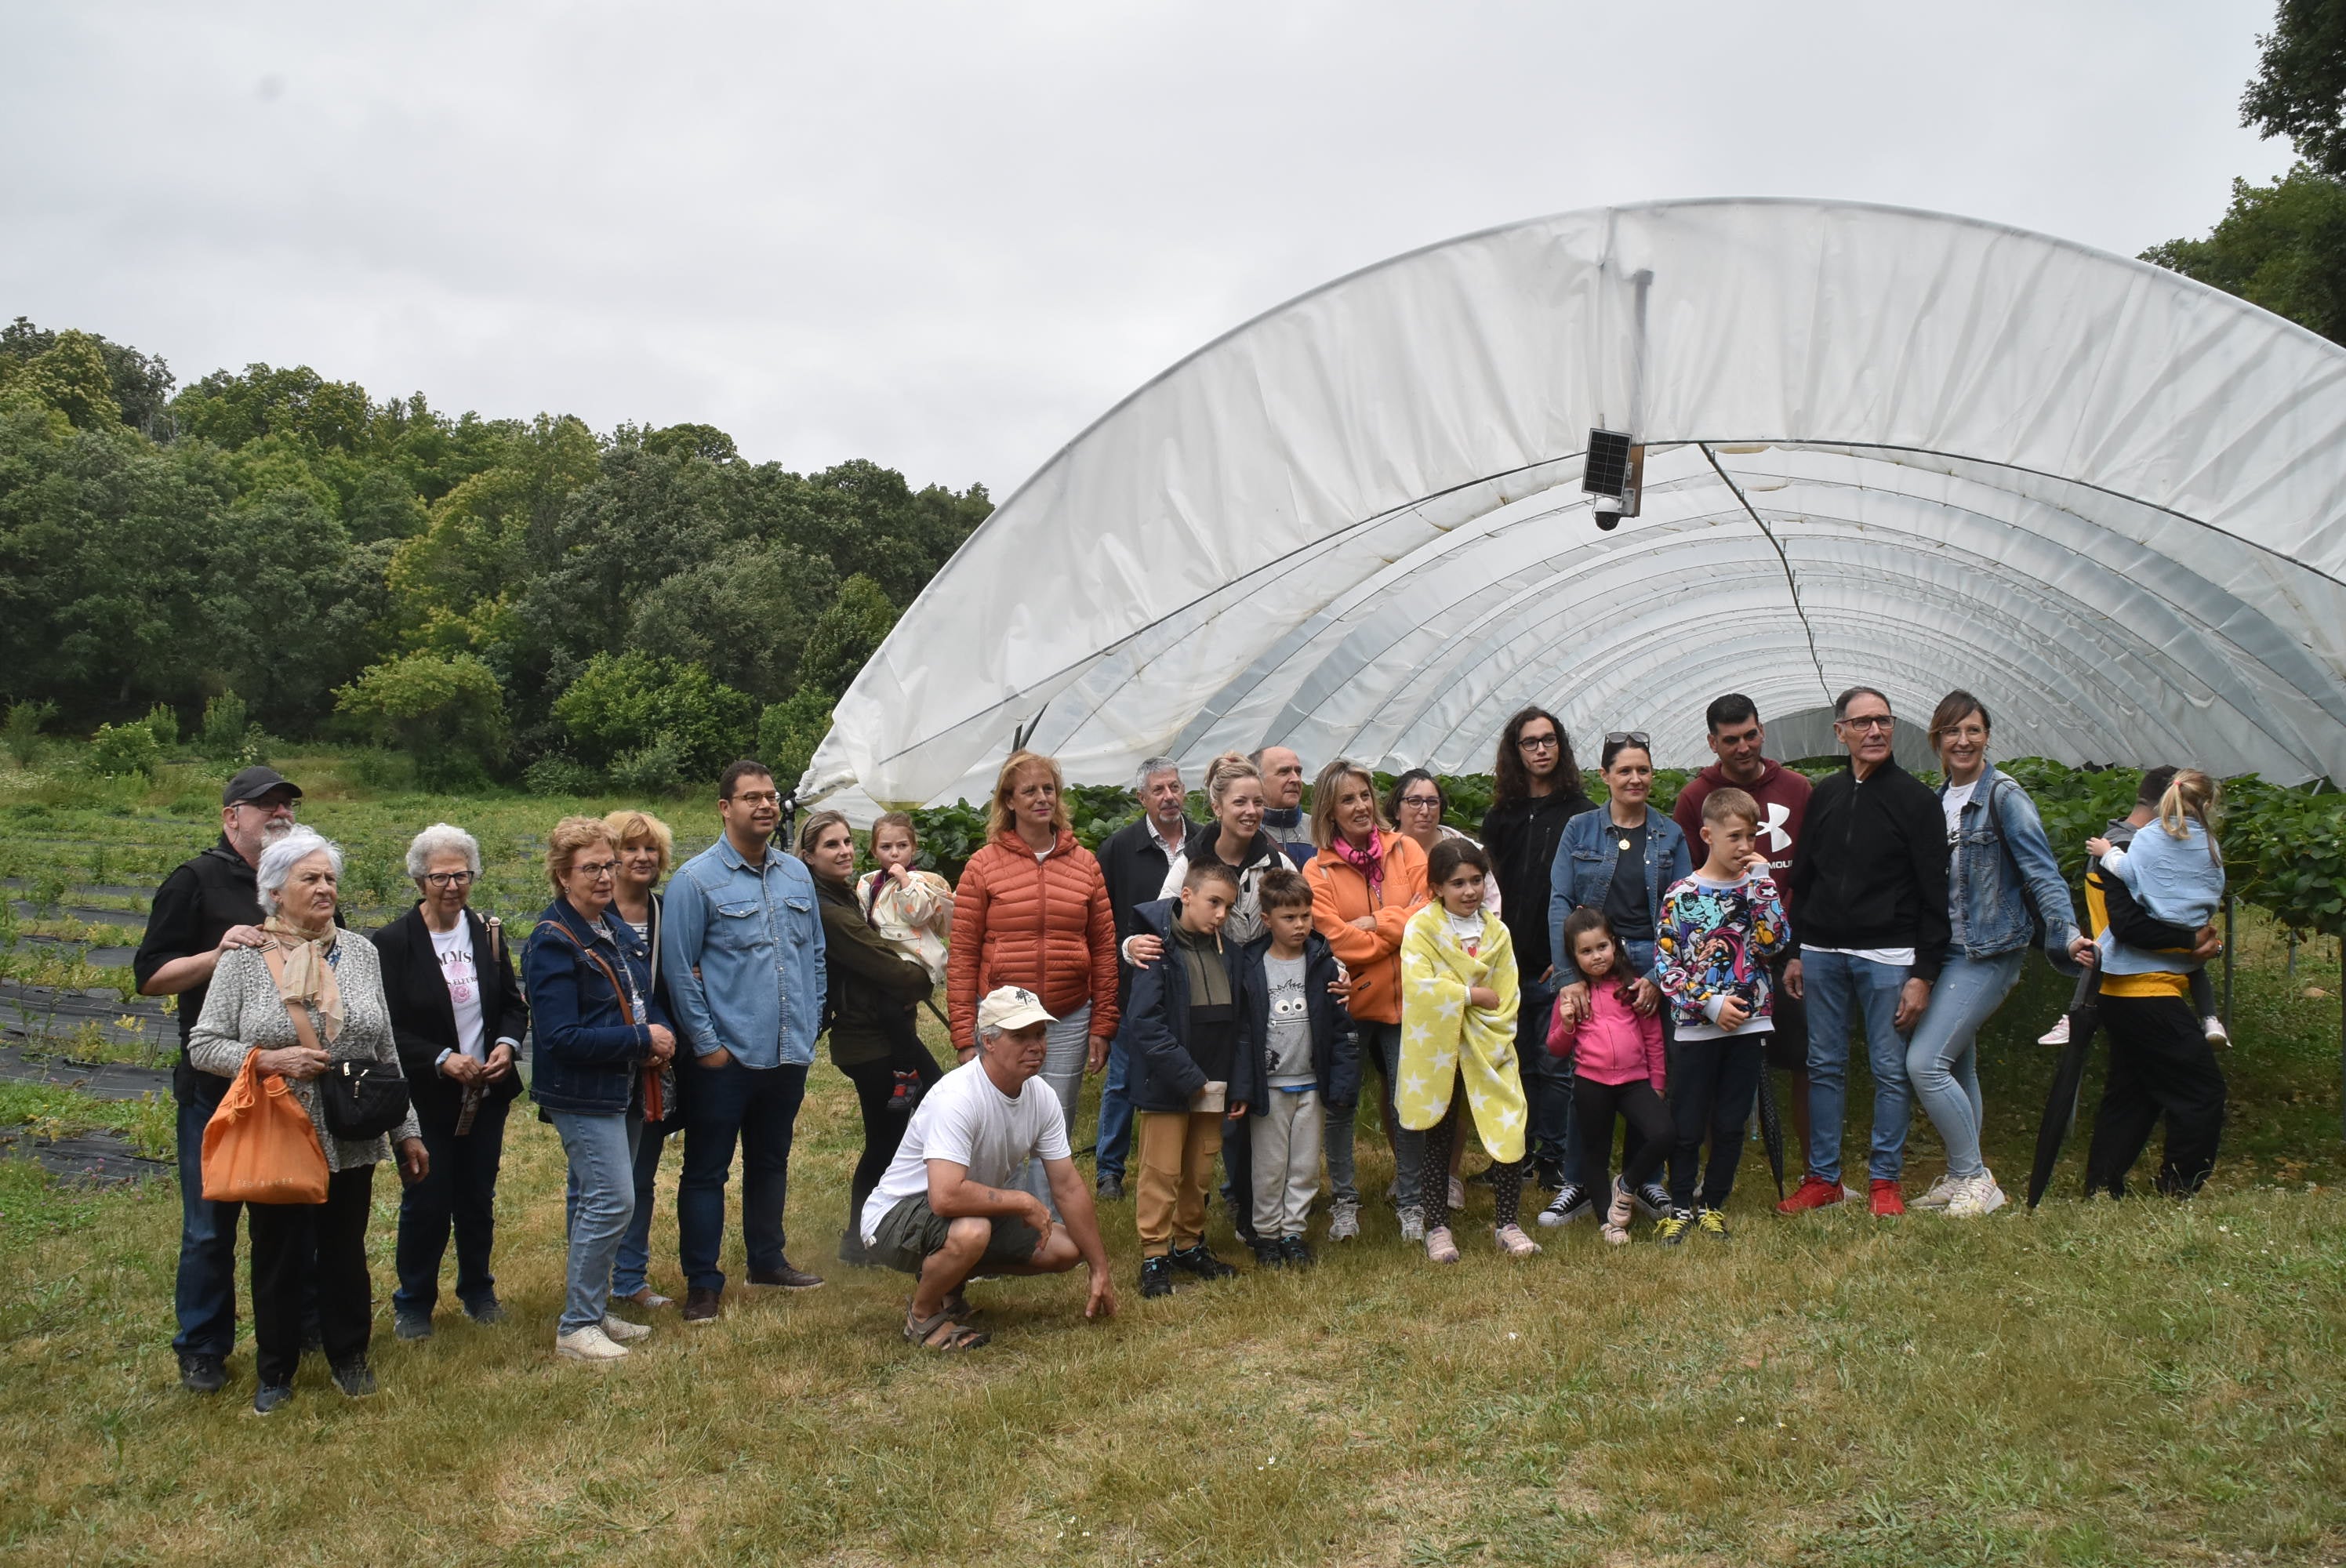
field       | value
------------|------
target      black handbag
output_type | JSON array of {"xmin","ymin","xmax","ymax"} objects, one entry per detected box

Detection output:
[{"xmin": 318, "ymin": 1057, "xmax": 412, "ymax": 1140}]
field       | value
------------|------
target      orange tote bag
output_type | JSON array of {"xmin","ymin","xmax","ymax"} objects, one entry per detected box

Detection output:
[{"xmin": 202, "ymin": 1048, "xmax": 330, "ymax": 1205}]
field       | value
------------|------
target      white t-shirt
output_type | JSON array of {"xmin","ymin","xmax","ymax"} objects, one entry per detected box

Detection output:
[
  {"xmin": 859, "ymin": 1060, "xmax": 1073, "ymax": 1245},
  {"xmin": 431, "ymin": 920, "xmax": 486, "ymax": 1061}
]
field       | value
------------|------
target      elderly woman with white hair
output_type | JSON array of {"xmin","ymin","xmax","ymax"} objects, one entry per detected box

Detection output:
[
  {"xmin": 188, "ymin": 826, "xmax": 426, "ymax": 1414},
  {"xmin": 371, "ymin": 823, "xmax": 529, "ymax": 1340}
]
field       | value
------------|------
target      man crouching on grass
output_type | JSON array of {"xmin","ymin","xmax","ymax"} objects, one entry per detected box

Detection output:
[{"xmin": 858, "ymin": 985, "xmax": 1117, "ymax": 1349}]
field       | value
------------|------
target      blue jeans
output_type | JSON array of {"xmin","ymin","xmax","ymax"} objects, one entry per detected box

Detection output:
[
  {"xmin": 549, "ymin": 1109, "xmax": 641, "ymax": 1335},
  {"xmin": 1324, "ymin": 1020, "xmax": 1419, "ymax": 1207},
  {"xmin": 1094, "ymin": 1034, "xmax": 1135, "ymax": 1183},
  {"xmin": 394, "ymin": 1091, "xmax": 510, "ymax": 1316},
  {"xmin": 679, "ymin": 1059, "xmax": 809, "ymax": 1292},
  {"xmin": 1905, "ymin": 949, "xmax": 2024, "ymax": 1182},
  {"xmin": 612, "ymin": 1112, "xmax": 677, "ymax": 1298},
  {"xmin": 1803, "ymin": 949, "xmax": 1912, "ymax": 1185}
]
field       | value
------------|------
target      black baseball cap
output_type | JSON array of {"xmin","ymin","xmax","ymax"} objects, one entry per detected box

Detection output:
[{"xmin": 222, "ymin": 765, "xmax": 303, "ymax": 807}]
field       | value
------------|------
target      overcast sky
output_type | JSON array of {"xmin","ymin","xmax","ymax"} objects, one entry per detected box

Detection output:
[{"xmin": 3, "ymin": 2, "xmax": 2296, "ymax": 498}]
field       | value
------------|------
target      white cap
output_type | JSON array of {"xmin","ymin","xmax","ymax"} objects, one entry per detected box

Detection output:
[{"xmin": 977, "ymin": 985, "xmax": 1055, "ymax": 1033}]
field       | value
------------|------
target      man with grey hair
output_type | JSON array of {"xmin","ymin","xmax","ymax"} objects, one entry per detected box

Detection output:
[
  {"xmin": 861, "ymin": 986, "xmax": 1117, "ymax": 1348},
  {"xmin": 135, "ymin": 764, "xmax": 321, "ymax": 1395},
  {"xmin": 1252, "ymin": 745, "xmax": 1315, "ymax": 866},
  {"xmin": 1089, "ymin": 756, "xmax": 1193, "ymax": 1200}
]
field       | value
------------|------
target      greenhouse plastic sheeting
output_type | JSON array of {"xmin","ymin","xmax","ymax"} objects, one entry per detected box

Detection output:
[{"xmin": 804, "ymin": 198, "xmax": 2346, "ymax": 811}]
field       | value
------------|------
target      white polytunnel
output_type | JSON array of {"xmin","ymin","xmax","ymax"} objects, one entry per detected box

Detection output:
[{"xmin": 802, "ymin": 198, "xmax": 2346, "ymax": 812}]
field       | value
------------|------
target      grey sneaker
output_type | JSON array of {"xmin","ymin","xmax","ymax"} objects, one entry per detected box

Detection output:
[
  {"xmin": 329, "ymin": 1357, "xmax": 377, "ymax": 1399},
  {"xmin": 252, "ymin": 1381, "xmax": 294, "ymax": 1415},
  {"xmin": 1095, "ymin": 1173, "xmax": 1125, "ymax": 1203},
  {"xmin": 1328, "ymin": 1196, "xmax": 1360, "ymax": 1241},
  {"xmin": 394, "ymin": 1310, "xmax": 434, "ymax": 1341},
  {"xmin": 1399, "ymin": 1206, "xmax": 1426, "ymax": 1243}
]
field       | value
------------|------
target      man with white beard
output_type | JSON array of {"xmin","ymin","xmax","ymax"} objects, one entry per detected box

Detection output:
[{"xmin": 136, "ymin": 764, "xmax": 318, "ymax": 1395}]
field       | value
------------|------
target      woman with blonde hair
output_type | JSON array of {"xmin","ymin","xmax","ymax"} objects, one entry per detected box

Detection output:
[
  {"xmin": 1304, "ymin": 756, "xmax": 1429, "ymax": 1240},
  {"xmin": 603, "ymin": 808, "xmax": 683, "ymax": 1309},
  {"xmin": 945, "ymin": 751, "xmax": 1120, "ymax": 1174}
]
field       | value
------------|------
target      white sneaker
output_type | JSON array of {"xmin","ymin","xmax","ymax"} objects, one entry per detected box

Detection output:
[
  {"xmin": 2038, "ymin": 1015, "xmax": 2070, "ymax": 1047},
  {"xmin": 1912, "ymin": 1174, "xmax": 1959, "ymax": 1210},
  {"xmin": 600, "ymin": 1314, "xmax": 652, "ymax": 1343},
  {"xmin": 1447, "ymin": 1176, "xmax": 1466, "ymax": 1214},
  {"xmin": 1328, "ymin": 1197, "xmax": 1360, "ymax": 1241},
  {"xmin": 1399, "ymin": 1206, "xmax": 1425, "ymax": 1243},
  {"xmin": 1944, "ymin": 1173, "xmax": 2008, "ymax": 1219},
  {"xmin": 555, "ymin": 1324, "xmax": 629, "ymax": 1362},
  {"xmin": 2203, "ymin": 1014, "xmax": 2231, "ymax": 1047}
]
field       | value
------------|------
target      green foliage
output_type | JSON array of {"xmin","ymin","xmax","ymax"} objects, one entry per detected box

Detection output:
[
  {"xmin": 523, "ymin": 755, "xmax": 605, "ymax": 797},
  {"xmin": 2, "ymin": 317, "xmax": 174, "ymax": 436},
  {"xmin": 137, "ymin": 702, "xmax": 178, "ymax": 750},
  {"xmin": 85, "ymin": 721, "xmax": 162, "ymax": 779},
  {"xmin": 196, "ymin": 691, "xmax": 249, "ymax": 757},
  {"xmin": 552, "ymin": 652, "xmax": 754, "ymax": 782},
  {"xmin": 335, "ymin": 651, "xmax": 510, "ymax": 787},
  {"xmin": 2241, "ymin": 0, "xmax": 2346, "ymax": 178},
  {"xmin": 2142, "ymin": 164, "xmax": 2346, "ymax": 345},
  {"xmin": 757, "ymin": 688, "xmax": 833, "ymax": 796},
  {"xmin": 3, "ymin": 700, "xmax": 53, "ymax": 768},
  {"xmin": 608, "ymin": 734, "xmax": 690, "ymax": 797}
]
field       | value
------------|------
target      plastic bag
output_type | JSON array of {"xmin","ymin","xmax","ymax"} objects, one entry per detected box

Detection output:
[{"xmin": 202, "ymin": 1049, "xmax": 329, "ymax": 1205}]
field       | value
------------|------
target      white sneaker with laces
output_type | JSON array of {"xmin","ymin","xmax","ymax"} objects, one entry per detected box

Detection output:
[
  {"xmin": 1944, "ymin": 1172, "xmax": 2008, "ymax": 1218},
  {"xmin": 1447, "ymin": 1176, "xmax": 1466, "ymax": 1214},
  {"xmin": 1399, "ymin": 1206, "xmax": 1426, "ymax": 1243},
  {"xmin": 2202, "ymin": 1014, "xmax": 2231, "ymax": 1047},
  {"xmin": 1912, "ymin": 1174, "xmax": 1959, "ymax": 1210},
  {"xmin": 600, "ymin": 1315, "xmax": 652, "ymax": 1343},
  {"xmin": 1328, "ymin": 1197, "xmax": 1360, "ymax": 1241},
  {"xmin": 556, "ymin": 1324, "xmax": 629, "ymax": 1362},
  {"xmin": 2038, "ymin": 1015, "xmax": 2071, "ymax": 1047}
]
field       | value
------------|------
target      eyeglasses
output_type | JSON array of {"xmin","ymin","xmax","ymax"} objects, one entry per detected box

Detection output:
[
  {"xmin": 422, "ymin": 871, "xmax": 474, "ymax": 888},
  {"xmin": 728, "ymin": 790, "xmax": 782, "ymax": 806},
  {"xmin": 1516, "ymin": 733, "xmax": 1560, "ymax": 753},
  {"xmin": 572, "ymin": 859, "xmax": 619, "ymax": 879},
  {"xmin": 1837, "ymin": 714, "xmax": 1895, "ymax": 731},
  {"xmin": 1604, "ymin": 731, "xmax": 1651, "ymax": 748},
  {"xmin": 1398, "ymin": 793, "xmax": 1444, "ymax": 810}
]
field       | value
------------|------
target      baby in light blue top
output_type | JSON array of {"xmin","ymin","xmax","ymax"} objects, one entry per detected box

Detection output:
[{"xmin": 2090, "ymin": 815, "xmax": 2224, "ymax": 977}]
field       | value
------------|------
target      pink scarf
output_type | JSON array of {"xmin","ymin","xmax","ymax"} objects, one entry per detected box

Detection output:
[{"xmin": 1328, "ymin": 828, "xmax": 1385, "ymax": 902}]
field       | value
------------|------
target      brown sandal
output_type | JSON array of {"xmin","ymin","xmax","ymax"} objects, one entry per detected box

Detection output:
[{"xmin": 904, "ymin": 1308, "xmax": 989, "ymax": 1351}]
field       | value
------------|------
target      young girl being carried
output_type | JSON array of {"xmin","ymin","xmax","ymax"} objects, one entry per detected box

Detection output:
[
  {"xmin": 1397, "ymin": 839, "xmax": 1535, "ymax": 1262},
  {"xmin": 2086, "ymin": 769, "xmax": 2228, "ymax": 1044},
  {"xmin": 856, "ymin": 812, "xmax": 956, "ymax": 1110},
  {"xmin": 1546, "ymin": 906, "xmax": 1670, "ymax": 1245}
]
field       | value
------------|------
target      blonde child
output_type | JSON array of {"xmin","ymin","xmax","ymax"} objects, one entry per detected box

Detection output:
[
  {"xmin": 2087, "ymin": 769, "xmax": 2228, "ymax": 1044},
  {"xmin": 859, "ymin": 811, "xmax": 955, "ymax": 984},
  {"xmin": 1397, "ymin": 839, "xmax": 1534, "ymax": 1262}
]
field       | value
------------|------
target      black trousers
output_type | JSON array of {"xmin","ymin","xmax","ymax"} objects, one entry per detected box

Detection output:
[
  {"xmin": 1666, "ymin": 1036, "xmax": 1764, "ymax": 1209},
  {"xmin": 394, "ymin": 1092, "xmax": 510, "ymax": 1316},
  {"xmin": 841, "ymin": 1015, "xmax": 945, "ymax": 1233},
  {"xmin": 2084, "ymin": 993, "xmax": 2227, "ymax": 1198},
  {"xmin": 249, "ymin": 1163, "xmax": 376, "ymax": 1386},
  {"xmin": 1574, "ymin": 1076, "xmax": 1672, "ymax": 1192}
]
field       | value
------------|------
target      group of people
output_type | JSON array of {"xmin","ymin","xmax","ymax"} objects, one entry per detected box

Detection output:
[{"xmin": 137, "ymin": 684, "xmax": 2236, "ymax": 1389}]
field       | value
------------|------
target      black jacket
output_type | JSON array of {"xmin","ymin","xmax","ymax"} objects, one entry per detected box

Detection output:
[
  {"xmin": 1115, "ymin": 897, "xmax": 1260, "ymax": 1115},
  {"xmin": 1480, "ymin": 787, "xmax": 1596, "ymax": 981},
  {"xmin": 370, "ymin": 904, "xmax": 530, "ymax": 1123},
  {"xmin": 1785, "ymin": 758, "xmax": 1952, "ymax": 981},
  {"xmin": 1097, "ymin": 815, "xmax": 1190, "ymax": 952},
  {"xmin": 1235, "ymin": 928, "xmax": 1358, "ymax": 1111},
  {"xmin": 813, "ymin": 875, "xmax": 936, "ymax": 1070}
]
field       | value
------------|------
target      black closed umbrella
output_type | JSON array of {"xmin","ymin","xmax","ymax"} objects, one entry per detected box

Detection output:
[
  {"xmin": 1754, "ymin": 1062, "xmax": 1789, "ymax": 1200},
  {"xmin": 2026, "ymin": 966, "xmax": 2103, "ymax": 1210}
]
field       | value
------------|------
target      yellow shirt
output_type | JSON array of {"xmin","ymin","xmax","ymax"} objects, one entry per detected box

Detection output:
[{"xmin": 2083, "ymin": 868, "xmax": 2190, "ymax": 1001}]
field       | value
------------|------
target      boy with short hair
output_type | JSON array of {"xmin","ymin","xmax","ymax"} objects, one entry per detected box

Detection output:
[
  {"xmin": 1238, "ymin": 867, "xmax": 1356, "ymax": 1268},
  {"xmin": 1652, "ymin": 787, "xmax": 1790, "ymax": 1242},
  {"xmin": 1117, "ymin": 861, "xmax": 1258, "ymax": 1298}
]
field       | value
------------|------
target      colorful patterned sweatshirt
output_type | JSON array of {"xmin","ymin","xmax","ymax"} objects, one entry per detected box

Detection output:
[{"xmin": 1655, "ymin": 869, "xmax": 1789, "ymax": 1040}]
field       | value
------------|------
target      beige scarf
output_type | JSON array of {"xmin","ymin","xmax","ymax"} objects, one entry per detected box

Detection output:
[{"xmin": 262, "ymin": 914, "xmax": 344, "ymax": 1043}]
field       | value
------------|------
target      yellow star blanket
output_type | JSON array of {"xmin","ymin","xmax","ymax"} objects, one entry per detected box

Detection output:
[{"xmin": 1396, "ymin": 905, "xmax": 1525, "ymax": 1161}]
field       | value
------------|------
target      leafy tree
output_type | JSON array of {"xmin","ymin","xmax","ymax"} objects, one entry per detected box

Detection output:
[
  {"xmin": 336, "ymin": 651, "xmax": 510, "ymax": 786},
  {"xmin": 2142, "ymin": 164, "xmax": 2346, "ymax": 344},
  {"xmin": 87, "ymin": 720, "xmax": 162, "ymax": 778},
  {"xmin": 2242, "ymin": 0, "xmax": 2346, "ymax": 178},
  {"xmin": 0, "ymin": 330, "xmax": 125, "ymax": 431},
  {"xmin": 626, "ymin": 539, "xmax": 839, "ymax": 704},
  {"xmin": 797, "ymin": 572, "xmax": 902, "ymax": 698},
  {"xmin": 551, "ymin": 652, "xmax": 755, "ymax": 782},
  {"xmin": 2, "ymin": 318, "xmax": 174, "ymax": 435},
  {"xmin": 3, "ymin": 700, "xmax": 53, "ymax": 768},
  {"xmin": 757, "ymin": 688, "xmax": 834, "ymax": 794}
]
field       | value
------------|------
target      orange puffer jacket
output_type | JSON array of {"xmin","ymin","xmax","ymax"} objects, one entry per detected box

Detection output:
[
  {"xmin": 946, "ymin": 829, "xmax": 1120, "ymax": 1051},
  {"xmin": 1304, "ymin": 833, "xmax": 1429, "ymax": 1024}
]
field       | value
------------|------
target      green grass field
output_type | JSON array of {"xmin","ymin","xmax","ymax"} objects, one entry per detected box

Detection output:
[{"xmin": 2, "ymin": 753, "xmax": 2344, "ymax": 1564}]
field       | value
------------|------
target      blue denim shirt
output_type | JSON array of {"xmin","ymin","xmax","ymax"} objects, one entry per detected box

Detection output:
[
  {"xmin": 1944, "ymin": 765, "xmax": 2083, "ymax": 967},
  {"xmin": 1547, "ymin": 806, "xmax": 1692, "ymax": 984},
  {"xmin": 660, "ymin": 834, "xmax": 826, "ymax": 1068}
]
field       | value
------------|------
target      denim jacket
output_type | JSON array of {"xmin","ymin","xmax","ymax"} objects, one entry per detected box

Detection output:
[
  {"xmin": 525, "ymin": 895, "xmax": 666, "ymax": 1115},
  {"xmin": 661, "ymin": 835, "xmax": 826, "ymax": 1068},
  {"xmin": 1944, "ymin": 765, "xmax": 2083, "ymax": 968},
  {"xmin": 1547, "ymin": 807, "xmax": 1692, "ymax": 984}
]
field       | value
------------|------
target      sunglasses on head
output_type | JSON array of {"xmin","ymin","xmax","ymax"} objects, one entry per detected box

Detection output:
[{"xmin": 1603, "ymin": 731, "xmax": 1650, "ymax": 748}]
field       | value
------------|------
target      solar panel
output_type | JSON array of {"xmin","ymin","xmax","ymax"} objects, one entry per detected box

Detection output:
[{"xmin": 1584, "ymin": 428, "xmax": 1634, "ymax": 497}]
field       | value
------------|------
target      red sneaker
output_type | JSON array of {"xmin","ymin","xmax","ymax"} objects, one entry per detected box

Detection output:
[
  {"xmin": 1775, "ymin": 1175, "xmax": 1844, "ymax": 1214},
  {"xmin": 1869, "ymin": 1179, "xmax": 1906, "ymax": 1217}
]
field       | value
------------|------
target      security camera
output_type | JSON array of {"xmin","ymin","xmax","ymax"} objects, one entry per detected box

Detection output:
[{"xmin": 1592, "ymin": 496, "xmax": 1624, "ymax": 532}]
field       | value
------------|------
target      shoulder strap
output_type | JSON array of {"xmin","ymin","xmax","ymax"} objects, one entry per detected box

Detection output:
[
  {"xmin": 536, "ymin": 917, "xmax": 636, "ymax": 1025},
  {"xmin": 260, "ymin": 946, "xmax": 329, "ymax": 1056}
]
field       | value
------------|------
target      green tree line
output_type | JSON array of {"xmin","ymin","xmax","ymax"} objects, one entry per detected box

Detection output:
[{"xmin": 0, "ymin": 320, "xmax": 989, "ymax": 791}]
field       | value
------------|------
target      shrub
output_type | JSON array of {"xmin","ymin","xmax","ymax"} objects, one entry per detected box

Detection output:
[
  {"xmin": 88, "ymin": 721, "xmax": 162, "ymax": 779},
  {"xmin": 756, "ymin": 689, "xmax": 832, "ymax": 797},
  {"xmin": 3, "ymin": 700, "xmax": 53, "ymax": 768},
  {"xmin": 197, "ymin": 692, "xmax": 249, "ymax": 758},
  {"xmin": 139, "ymin": 702, "xmax": 179, "ymax": 750},
  {"xmin": 336, "ymin": 652, "xmax": 510, "ymax": 788},
  {"xmin": 554, "ymin": 652, "xmax": 754, "ymax": 784},
  {"xmin": 523, "ymin": 755, "xmax": 605, "ymax": 797},
  {"xmin": 609, "ymin": 734, "xmax": 689, "ymax": 797}
]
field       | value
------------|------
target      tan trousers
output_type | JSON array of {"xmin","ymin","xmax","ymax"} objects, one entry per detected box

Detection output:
[{"xmin": 1134, "ymin": 1109, "xmax": 1222, "ymax": 1256}]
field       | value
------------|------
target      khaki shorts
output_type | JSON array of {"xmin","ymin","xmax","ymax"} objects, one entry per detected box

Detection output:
[{"xmin": 867, "ymin": 1194, "xmax": 1047, "ymax": 1276}]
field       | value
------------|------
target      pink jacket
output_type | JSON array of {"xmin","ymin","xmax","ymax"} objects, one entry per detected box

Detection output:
[{"xmin": 1546, "ymin": 979, "xmax": 1666, "ymax": 1091}]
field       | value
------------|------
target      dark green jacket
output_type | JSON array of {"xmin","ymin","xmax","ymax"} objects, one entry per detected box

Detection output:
[{"xmin": 814, "ymin": 875, "xmax": 935, "ymax": 1068}]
